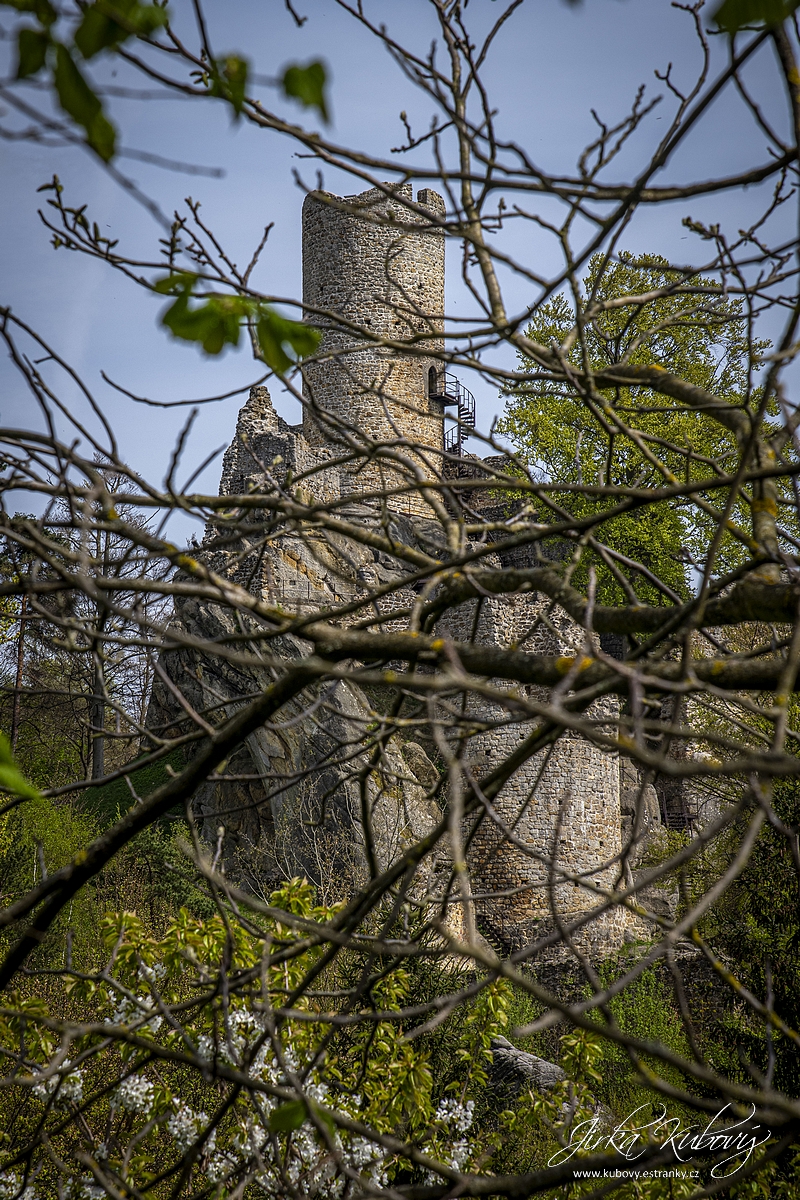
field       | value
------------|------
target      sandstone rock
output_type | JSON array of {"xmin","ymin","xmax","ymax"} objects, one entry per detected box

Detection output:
[{"xmin": 489, "ymin": 1035, "xmax": 566, "ymax": 1096}]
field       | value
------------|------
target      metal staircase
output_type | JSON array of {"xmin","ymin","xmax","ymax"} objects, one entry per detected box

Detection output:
[{"xmin": 429, "ymin": 369, "xmax": 476, "ymax": 456}]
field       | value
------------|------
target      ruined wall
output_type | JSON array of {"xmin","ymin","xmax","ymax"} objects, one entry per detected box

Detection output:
[
  {"xmin": 438, "ymin": 590, "xmax": 629, "ymax": 957},
  {"xmin": 150, "ymin": 375, "xmax": 636, "ymax": 957},
  {"xmin": 207, "ymin": 385, "xmax": 432, "ymax": 618}
]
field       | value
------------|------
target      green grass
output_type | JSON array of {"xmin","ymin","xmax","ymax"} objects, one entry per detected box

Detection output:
[{"xmin": 81, "ymin": 747, "xmax": 187, "ymax": 826}]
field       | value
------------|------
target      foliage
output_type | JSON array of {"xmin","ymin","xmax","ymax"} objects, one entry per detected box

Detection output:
[
  {"xmin": 155, "ymin": 272, "xmax": 320, "ymax": 372},
  {"xmin": 0, "ymin": 883, "xmax": 485, "ymax": 1198},
  {"xmin": 490, "ymin": 971, "xmax": 696, "ymax": 1184},
  {"xmin": 0, "ymin": 742, "xmax": 212, "ymax": 971},
  {"xmin": 0, "ymin": 732, "xmax": 39, "ymax": 803},
  {"xmin": 282, "ymin": 60, "xmax": 329, "ymax": 123},
  {"xmin": 81, "ymin": 748, "xmax": 187, "ymax": 824},
  {"xmin": 714, "ymin": 0, "xmax": 800, "ymax": 32},
  {"xmin": 94, "ymin": 817, "xmax": 220, "ymax": 929},
  {"xmin": 0, "ymin": 499, "xmax": 171, "ymax": 782},
  {"xmin": 694, "ymin": 776, "xmax": 800, "ymax": 1098},
  {"xmin": 209, "ymin": 54, "xmax": 249, "ymax": 118},
  {"xmin": 2, "ymin": 658, "xmax": 92, "ymax": 789},
  {"xmin": 498, "ymin": 253, "xmax": 773, "ymax": 603},
  {"xmin": 8, "ymin": 0, "xmax": 167, "ymax": 159},
  {"xmin": 0, "ymin": 791, "xmax": 99, "ymax": 966},
  {"xmin": 5, "ymin": 1, "xmax": 329, "ymax": 160},
  {"xmin": 591, "ymin": 962, "xmax": 695, "ymax": 1114},
  {"xmin": 2, "ymin": 1, "xmax": 800, "ymax": 1197}
]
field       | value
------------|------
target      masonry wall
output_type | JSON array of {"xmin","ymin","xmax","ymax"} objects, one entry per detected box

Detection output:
[
  {"xmin": 438, "ymin": 592, "xmax": 628, "ymax": 956},
  {"xmin": 168, "ymin": 368, "xmax": 636, "ymax": 959}
]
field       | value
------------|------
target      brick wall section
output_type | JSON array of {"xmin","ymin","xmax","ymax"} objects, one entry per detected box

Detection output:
[
  {"xmin": 203, "ymin": 382, "xmax": 633, "ymax": 957},
  {"xmin": 438, "ymin": 592, "xmax": 628, "ymax": 957}
]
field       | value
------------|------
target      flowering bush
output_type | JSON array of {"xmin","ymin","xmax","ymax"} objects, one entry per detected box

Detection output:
[{"xmin": 0, "ymin": 880, "xmax": 487, "ymax": 1198}]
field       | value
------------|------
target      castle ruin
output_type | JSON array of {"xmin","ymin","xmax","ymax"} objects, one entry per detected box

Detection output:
[{"xmin": 150, "ymin": 184, "xmax": 655, "ymax": 958}]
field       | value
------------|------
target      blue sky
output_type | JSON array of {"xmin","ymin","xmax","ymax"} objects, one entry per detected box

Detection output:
[{"xmin": 0, "ymin": 0, "xmax": 791, "ymax": 525}]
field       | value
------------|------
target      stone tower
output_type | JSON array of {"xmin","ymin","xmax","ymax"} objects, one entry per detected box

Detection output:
[
  {"xmin": 150, "ymin": 183, "xmax": 642, "ymax": 961},
  {"xmin": 302, "ymin": 184, "xmax": 446, "ymax": 507}
]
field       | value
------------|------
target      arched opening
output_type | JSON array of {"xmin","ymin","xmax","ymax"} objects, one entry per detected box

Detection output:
[{"xmin": 428, "ymin": 366, "xmax": 439, "ymax": 398}]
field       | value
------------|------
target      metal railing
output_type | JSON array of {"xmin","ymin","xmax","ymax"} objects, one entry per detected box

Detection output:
[{"xmin": 429, "ymin": 370, "xmax": 476, "ymax": 456}]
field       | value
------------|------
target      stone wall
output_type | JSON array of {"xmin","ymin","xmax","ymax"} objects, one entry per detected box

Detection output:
[{"xmin": 437, "ymin": 588, "xmax": 628, "ymax": 957}]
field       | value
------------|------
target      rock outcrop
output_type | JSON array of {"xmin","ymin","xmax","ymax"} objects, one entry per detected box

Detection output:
[{"xmin": 489, "ymin": 1036, "xmax": 566, "ymax": 1097}]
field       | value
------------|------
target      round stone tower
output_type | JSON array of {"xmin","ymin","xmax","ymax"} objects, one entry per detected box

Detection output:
[{"xmin": 302, "ymin": 184, "xmax": 446, "ymax": 501}]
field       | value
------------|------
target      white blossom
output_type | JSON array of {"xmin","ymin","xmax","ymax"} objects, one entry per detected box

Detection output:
[
  {"xmin": 114, "ymin": 1074, "xmax": 155, "ymax": 1114},
  {"xmin": 32, "ymin": 1061, "xmax": 83, "ymax": 1106},
  {"xmin": 435, "ymin": 1097, "xmax": 474, "ymax": 1134},
  {"xmin": 31, "ymin": 1074, "xmax": 55, "ymax": 1102},
  {"xmin": 198, "ymin": 1011, "xmax": 273, "ymax": 1070},
  {"xmin": 347, "ymin": 1132, "xmax": 387, "ymax": 1185},
  {"xmin": 206, "ymin": 1153, "xmax": 233, "ymax": 1184},
  {"xmin": 446, "ymin": 1137, "xmax": 470, "ymax": 1171},
  {"xmin": 79, "ymin": 1182, "xmax": 106, "ymax": 1200},
  {"xmin": 108, "ymin": 994, "xmax": 163, "ymax": 1035},
  {"xmin": 281, "ymin": 1045, "xmax": 299, "ymax": 1073},
  {"xmin": 195, "ymin": 1033, "xmax": 214, "ymax": 1063},
  {"xmin": 304, "ymin": 1079, "xmax": 328, "ymax": 1106},
  {"xmin": 167, "ymin": 1103, "xmax": 208, "ymax": 1154},
  {"xmin": 137, "ymin": 962, "xmax": 166, "ymax": 985},
  {"xmin": 0, "ymin": 1172, "xmax": 35, "ymax": 1200},
  {"xmin": 59, "ymin": 1070, "xmax": 84, "ymax": 1104}
]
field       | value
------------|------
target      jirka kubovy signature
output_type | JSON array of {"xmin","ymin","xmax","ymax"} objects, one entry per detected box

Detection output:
[{"xmin": 548, "ymin": 1104, "xmax": 772, "ymax": 1179}]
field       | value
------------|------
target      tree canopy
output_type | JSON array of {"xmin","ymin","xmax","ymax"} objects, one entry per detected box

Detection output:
[{"xmin": 499, "ymin": 252, "xmax": 778, "ymax": 604}]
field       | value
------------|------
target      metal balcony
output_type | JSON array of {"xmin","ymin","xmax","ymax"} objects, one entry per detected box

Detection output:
[{"xmin": 429, "ymin": 369, "xmax": 476, "ymax": 456}]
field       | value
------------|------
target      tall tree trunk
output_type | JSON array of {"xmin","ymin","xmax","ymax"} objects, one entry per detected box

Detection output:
[
  {"xmin": 90, "ymin": 654, "xmax": 105, "ymax": 780},
  {"xmin": 10, "ymin": 594, "xmax": 27, "ymax": 749}
]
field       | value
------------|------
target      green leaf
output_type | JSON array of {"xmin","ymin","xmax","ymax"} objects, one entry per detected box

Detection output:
[
  {"xmin": 163, "ymin": 294, "xmax": 247, "ymax": 355},
  {"xmin": 154, "ymin": 271, "xmax": 196, "ymax": 295},
  {"xmin": 54, "ymin": 43, "xmax": 100, "ymax": 128},
  {"xmin": 210, "ymin": 54, "xmax": 248, "ymax": 116},
  {"xmin": 281, "ymin": 60, "xmax": 329, "ymax": 123},
  {"xmin": 16, "ymin": 27, "xmax": 49, "ymax": 78},
  {"xmin": 0, "ymin": 0, "xmax": 57, "ymax": 27},
  {"xmin": 713, "ymin": 0, "xmax": 800, "ymax": 31},
  {"xmin": 74, "ymin": 0, "xmax": 169, "ymax": 61},
  {"xmin": 157, "ymin": 274, "xmax": 251, "ymax": 356},
  {"xmin": 313, "ymin": 1103, "xmax": 336, "ymax": 1135},
  {"xmin": 86, "ymin": 109, "xmax": 116, "ymax": 160},
  {"xmin": 255, "ymin": 309, "xmax": 320, "ymax": 375},
  {"xmin": 0, "ymin": 733, "xmax": 41, "ymax": 801},
  {"xmin": 267, "ymin": 1098, "xmax": 333, "ymax": 1136},
  {"xmin": 74, "ymin": 8, "xmax": 111, "ymax": 58},
  {"xmin": 53, "ymin": 43, "xmax": 116, "ymax": 160},
  {"xmin": 155, "ymin": 274, "xmax": 319, "ymax": 372},
  {"xmin": 268, "ymin": 1100, "xmax": 307, "ymax": 1132}
]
